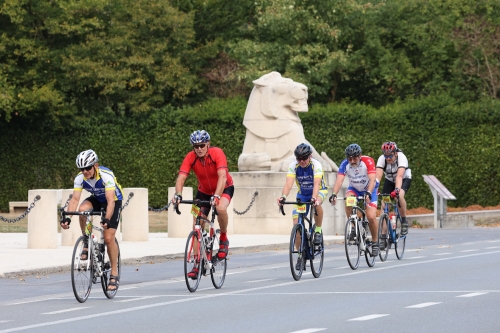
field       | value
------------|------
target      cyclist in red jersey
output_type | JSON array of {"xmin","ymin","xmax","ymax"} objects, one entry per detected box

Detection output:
[{"xmin": 172, "ymin": 130, "xmax": 234, "ymax": 276}]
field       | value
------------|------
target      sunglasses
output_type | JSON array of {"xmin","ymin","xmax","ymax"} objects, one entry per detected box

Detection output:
[
  {"xmin": 193, "ymin": 144, "xmax": 206, "ymax": 149},
  {"xmin": 384, "ymin": 154, "xmax": 394, "ymax": 159},
  {"xmin": 347, "ymin": 156, "xmax": 359, "ymax": 161},
  {"xmin": 297, "ymin": 156, "xmax": 309, "ymax": 161},
  {"xmin": 80, "ymin": 165, "xmax": 94, "ymax": 172}
]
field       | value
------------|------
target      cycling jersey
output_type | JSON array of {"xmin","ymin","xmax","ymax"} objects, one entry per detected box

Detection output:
[
  {"xmin": 376, "ymin": 152, "xmax": 412, "ymax": 182},
  {"xmin": 286, "ymin": 158, "xmax": 328, "ymax": 196},
  {"xmin": 73, "ymin": 166, "xmax": 124, "ymax": 202},
  {"xmin": 338, "ymin": 156, "xmax": 378, "ymax": 193},
  {"xmin": 179, "ymin": 147, "xmax": 234, "ymax": 195}
]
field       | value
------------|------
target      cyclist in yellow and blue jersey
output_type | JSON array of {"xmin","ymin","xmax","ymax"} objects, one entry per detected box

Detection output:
[
  {"xmin": 60, "ymin": 149, "xmax": 124, "ymax": 292},
  {"xmin": 278, "ymin": 143, "xmax": 328, "ymax": 252}
]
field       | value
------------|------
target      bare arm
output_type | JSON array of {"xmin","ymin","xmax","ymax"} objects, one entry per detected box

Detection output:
[
  {"xmin": 66, "ymin": 190, "xmax": 82, "ymax": 214},
  {"xmin": 395, "ymin": 168, "xmax": 405, "ymax": 190},
  {"xmin": 281, "ymin": 176, "xmax": 295, "ymax": 198},
  {"xmin": 173, "ymin": 173, "xmax": 188, "ymax": 203},
  {"xmin": 215, "ymin": 169, "xmax": 227, "ymax": 197},
  {"xmin": 365, "ymin": 173, "xmax": 377, "ymax": 204},
  {"xmin": 375, "ymin": 168, "xmax": 384, "ymax": 184},
  {"xmin": 104, "ymin": 189, "xmax": 115, "ymax": 222}
]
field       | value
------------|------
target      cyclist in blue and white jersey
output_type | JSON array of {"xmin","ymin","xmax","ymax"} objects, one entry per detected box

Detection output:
[
  {"xmin": 278, "ymin": 143, "xmax": 328, "ymax": 268},
  {"xmin": 60, "ymin": 149, "xmax": 124, "ymax": 291},
  {"xmin": 329, "ymin": 143, "xmax": 380, "ymax": 256}
]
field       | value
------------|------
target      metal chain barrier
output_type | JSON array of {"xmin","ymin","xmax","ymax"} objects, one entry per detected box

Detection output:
[
  {"xmin": 0, "ymin": 195, "xmax": 41, "ymax": 223},
  {"xmin": 121, "ymin": 192, "xmax": 134, "ymax": 211},
  {"xmin": 233, "ymin": 191, "xmax": 258, "ymax": 215},
  {"xmin": 148, "ymin": 202, "xmax": 171, "ymax": 213}
]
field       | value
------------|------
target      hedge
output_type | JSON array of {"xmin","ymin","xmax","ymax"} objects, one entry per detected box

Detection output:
[{"xmin": 1, "ymin": 95, "xmax": 499, "ymax": 212}]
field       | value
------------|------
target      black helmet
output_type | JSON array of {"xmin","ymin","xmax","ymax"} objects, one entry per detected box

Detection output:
[
  {"xmin": 294, "ymin": 143, "xmax": 312, "ymax": 159},
  {"xmin": 345, "ymin": 143, "xmax": 362, "ymax": 157}
]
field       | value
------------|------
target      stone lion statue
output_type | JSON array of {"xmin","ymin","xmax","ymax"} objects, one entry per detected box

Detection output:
[{"xmin": 238, "ymin": 72, "xmax": 338, "ymax": 172}]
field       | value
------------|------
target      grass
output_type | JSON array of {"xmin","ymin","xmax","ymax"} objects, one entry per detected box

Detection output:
[{"xmin": 0, "ymin": 211, "xmax": 168, "ymax": 233}]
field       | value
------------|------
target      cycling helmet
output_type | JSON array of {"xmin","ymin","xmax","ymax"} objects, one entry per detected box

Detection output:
[
  {"xmin": 189, "ymin": 130, "xmax": 211, "ymax": 144},
  {"xmin": 294, "ymin": 143, "xmax": 313, "ymax": 159},
  {"xmin": 345, "ymin": 144, "xmax": 362, "ymax": 157},
  {"xmin": 381, "ymin": 141, "xmax": 398, "ymax": 154},
  {"xmin": 76, "ymin": 149, "xmax": 98, "ymax": 169}
]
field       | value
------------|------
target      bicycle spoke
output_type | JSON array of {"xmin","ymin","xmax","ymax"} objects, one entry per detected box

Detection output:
[
  {"xmin": 345, "ymin": 218, "xmax": 360, "ymax": 270},
  {"xmin": 210, "ymin": 231, "xmax": 227, "ymax": 289},
  {"xmin": 71, "ymin": 236, "xmax": 93, "ymax": 303}
]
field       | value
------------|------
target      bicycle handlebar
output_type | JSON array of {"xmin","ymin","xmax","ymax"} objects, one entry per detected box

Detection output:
[
  {"xmin": 278, "ymin": 199, "xmax": 318, "ymax": 217},
  {"xmin": 173, "ymin": 200, "xmax": 218, "ymax": 216}
]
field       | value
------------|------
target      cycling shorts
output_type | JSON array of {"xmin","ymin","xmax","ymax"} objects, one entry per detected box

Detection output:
[
  {"xmin": 346, "ymin": 185, "xmax": 379, "ymax": 209},
  {"xmin": 292, "ymin": 189, "xmax": 328, "ymax": 219},
  {"xmin": 84, "ymin": 196, "xmax": 122, "ymax": 229},
  {"xmin": 192, "ymin": 186, "xmax": 234, "ymax": 217}
]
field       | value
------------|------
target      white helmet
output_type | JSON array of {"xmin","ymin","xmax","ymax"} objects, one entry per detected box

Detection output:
[{"xmin": 76, "ymin": 149, "xmax": 98, "ymax": 169}]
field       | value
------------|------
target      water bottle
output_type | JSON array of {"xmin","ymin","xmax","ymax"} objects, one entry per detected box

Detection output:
[{"xmin": 391, "ymin": 215, "xmax": 396, "ymax": 230}]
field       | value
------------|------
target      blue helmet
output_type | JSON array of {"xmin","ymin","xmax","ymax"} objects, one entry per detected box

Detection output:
[
  {"xmin": 345, "ymin": 144, "xmax": 362, "ymax": 157},
  {"xmin": 189, "ymin": 130, "xmax": 211, "ymax": 144}
]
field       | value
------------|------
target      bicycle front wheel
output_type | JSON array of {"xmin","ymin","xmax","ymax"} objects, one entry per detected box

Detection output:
[
  {"xmin": 310, "ymin": 228, "xmax": 324, "ymax": 278},
  {"xmin": 395, "ymin": 215, "xmax": 406, "ymax": 259},
  {"xmin": 344, "ymin": 218, "xmax": 360, "ymax": 270},
  {"xmin": 101, "ymin": 238, "xmax": 121, "ymax": 299},
  {"xmin": 378, "ymin": 214, "xmax": 389, "ymax": 262},
  {"xmin": 210, "ymin": 230, "xmax": 227, "ymax": 289},
  {"xmin": 364, "ymin": 223, "xmax": 376, "ymax": 268},
  {"xmin": 71, "ymin": 236, "xmax": 93, "ymax": 303},
  {"xmin": 184, "ymin": 231, "xmax": 202, "ymax": 292},
  {"xmin": 289, "ymin": 224, "xmax": 304, "ymax": 281}
]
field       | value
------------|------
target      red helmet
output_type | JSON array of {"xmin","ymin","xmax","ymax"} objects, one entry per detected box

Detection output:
[{"xmin": 381, "ymin": 141, "xmax": 397, "ymax": 154}]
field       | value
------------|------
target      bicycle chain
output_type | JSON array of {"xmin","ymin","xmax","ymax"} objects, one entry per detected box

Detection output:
[
  {"xmin": 233, "ymin": 191, "xmax": 258, "ymax": 215},
  {"xmin": 0, "ymin": 195, "xmax": 41, "ymax": 223}
]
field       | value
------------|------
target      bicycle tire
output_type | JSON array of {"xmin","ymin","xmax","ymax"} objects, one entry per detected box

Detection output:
[
  {"xmin": 395, "ymin": 215, "xmax": 406, "ymax": 259},
  {"xmin": 71, "ymin": 236, "xmax": 93, "ymax": 303},
  {"xmin": 289, "ymin": 223, "xmax": 304, "ymax": 281},
  {"xmin": 378, "ymin": 214, "xmax": 389, "ymax": 262},
  {"xmin": 210, "ymin": 230, "xmax": 227, "ymax": 289},
  {"xmin": 310, "ymin": 229, "xmax": 324, "ymax": 278},
  {"xmin": 344, "ymin": 218, "xmax": 360, "ymax": 270},
  {"xmin": 364, "ymin": 221, "xmax": 376, "ymax": 268},
  {"xmin": 184, "ymin": 231, "xmax": 202, "ymax": 292},
  {"xmin": 101, "ymin": 238, "xmax": 121, "ymax": 299}
]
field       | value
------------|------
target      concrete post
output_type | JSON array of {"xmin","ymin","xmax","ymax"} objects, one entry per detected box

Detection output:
[
  {"xmin": 121, "ymin": 188, "xmax": 148, "ymax": 241},
  {"xmin": 167, "ymin": 187, "xmax": 193, "ymax": 238},
  {"xmin": 27, "ymin": 189, "xmax": 59, "ymax": 249},
  {"xmin": 60, "ymin": 189, "xmax": 82, "ymax": 246}
]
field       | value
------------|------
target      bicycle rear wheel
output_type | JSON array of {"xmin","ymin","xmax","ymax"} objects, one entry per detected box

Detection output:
[
  {"xmin": 289, "ymin": 224, "xmax": 304, "ymax": 281},
  {"xmin": 364, "ymin": 222, "xmax": 376, "ymax": 267},
  {"xmin": 378, "ymin": 214, "xmax": 389, "ymax": 262},
  {"xmin": 101, "ymin": 238, "xmax": 121, "ymax": 299},
  {"xmin": 210, "ymin": 230, "xmax": 227, "ymax": 289},
  {"xmin": 395, "ymin": 215, "xmax": 406, "ymax": 259},
  {"xmin": 310, "ymin": 228, "xmax": 324, "ymax": 278},
  {"xmin": 184, "ymin": 231, "xmax": 202, "ymax": 292},
  {"xmin": 71, "ymin": 236, "xmax": 93, "ymax": 303},
  {"xmin": 344, "ymin": 218, "xmax": 360, "ymax": 270}
]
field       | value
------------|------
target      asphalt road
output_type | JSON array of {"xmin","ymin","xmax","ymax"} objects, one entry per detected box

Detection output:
[{"xmin": 1, "ymin": 228, "xmax": 500, "ymax": 333}]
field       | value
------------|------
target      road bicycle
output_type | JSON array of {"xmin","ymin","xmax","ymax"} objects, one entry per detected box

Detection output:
[
  {"xmin": 280, "ymin": 199, "xmax": 324, "ymax": 281},
  {"xmin": 174, "ymin": 200, "xmax": 227, "ymax": 292},
  {"xmin": 60, "ymin": 210, "xmax": 121, "ymax": 303},
  {"xmin": 336, "ymin": 196, "xmax": 376, "ymax": 270},
  {"xmin": 378, "ymin": 193, "xmax": 406, "ymax": 261}
]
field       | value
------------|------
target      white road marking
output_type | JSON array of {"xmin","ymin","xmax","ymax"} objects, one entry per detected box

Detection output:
[
  {"xmin": 486, "ymin": 246, "xmax": 500, "ymax": 249},
  {"xmin": 457, "ymin": 292, "xmax": 488, "ymax": 298},
  {"xmin": 406, "ymin": 302, "xmax": 441, "ymax": 308},
  {"xmin": 245, "ymin": 279, "xmax": 276, "ymax": 283},
  {"xmin": 3, "ymin": 250, "xmax": 500, "ymax": 333},
  {"xmin": 289, "ymin": 329, "xmax": 326, "ymax": 333},
  {"xmin": 42, "ymin": 307, "xmax": 90, "ymax": 315},
  {"xmin": 433, "ymin": 253, "xmax": 452, "ymax": 256},
  {"xmin": 438, "ymin": 246, "xmax": 450, "ymax": 248},
  {"xmin": 116, "ymin": 296, "xmax": 159, "ymax": 303},
  {"xmin": 226, "ymin": 271, "xmax": 246, "ymax": 275},
  {"xmin": 349, "ymin": 314, "xmax": 389, "ymax": 321},
  {"xmin": 405, "ymin": 249, "xmax": 423, "ymax": 252},
  {"xmin": 0, "ymin": 322, "xmax": 11, "ymax": 324},
  {"xmin": 119, "ymin": 286, "xmax": 139, "ymax": 290},
  {"xmin": 334, "ymin": 266, "xmax": 350, "ymax": 269},
  {"xmin": 459, "ymin": 249, "xmax": 478, "ymax": 253},
  {"xmin": 407, "ymin": 256, "xmax": 426, "ymax": 259}
]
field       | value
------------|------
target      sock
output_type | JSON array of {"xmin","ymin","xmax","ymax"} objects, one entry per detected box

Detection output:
[
  {"xmin": 315, "ymin": 226, "xmax": 322, "ymax": 233},
  {"xmin": 401, "ymin": 217, "xmax": 407, "ymax": 223},
  {"xmin": 220, "ymin": 232, "xmax": 228, "ymax": 242}
]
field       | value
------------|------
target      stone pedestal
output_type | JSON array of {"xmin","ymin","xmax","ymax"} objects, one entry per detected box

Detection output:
[
  {"xmin": 230, "ymin": 172, "xmax": 346, "ymax": 235},
  {"xmin": 28, "ymin": 189, "xmax": 59, "ymax": 249},
  {"xmin": 167, "ymin": 187, "xmax": 193, "ymax": 238},
  {"xmin": 60, "ymin": 189, "xmax": 83, "ymax": 246},
  {"xmin": 121, "ymin": 188, "xmax": 148, "ymax": 241}
]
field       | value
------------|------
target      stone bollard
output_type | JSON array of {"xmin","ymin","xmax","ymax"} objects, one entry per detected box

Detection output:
[
  {"xmin": 167, "ymin": 187, "xmax": 193, "ymax": 238},
  {"xmin": 121, "ymin": 188, "xmax": 148, "ymax": 241},
  {"xmin": 27, "ymin": 189, "xmax": 59, "ymax": 249},
  {"xmin": 60, "ymin": 189, "xmax": 82, "ymax": 246}
]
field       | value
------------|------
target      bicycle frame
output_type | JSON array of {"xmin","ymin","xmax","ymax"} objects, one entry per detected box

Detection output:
[
  {"xmin": 380, "ymin": 194, "xmax": 404, "ymax": 243},
  {"xmin": 279, "ymin": 200, "xmax": 318, "ymax": 259},
  {"xmin": 343, "ymin": 196, "xmax": 371, "ymax": 252}
]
